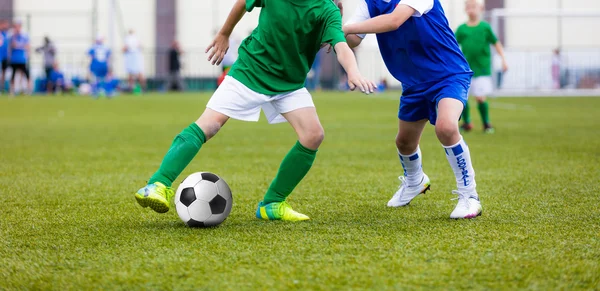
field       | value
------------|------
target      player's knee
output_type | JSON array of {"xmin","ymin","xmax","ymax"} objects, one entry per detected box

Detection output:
[
  {"xmin": 435, "ymin": 119, "xmax": 460, "ymax": 145},
  {"xmin": 476, "ymin": 96, "xmax": 486, "ymax": 103},
  {"xmin": 299, "ymin": 126, "xmax": 325, "ymax": 150},
  {"xmin": 395, "ymin": 134, "xmax": 418, "ymax": 154}
]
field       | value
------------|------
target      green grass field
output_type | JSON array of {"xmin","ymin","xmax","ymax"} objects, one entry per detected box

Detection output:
[{"xmin": 1, "ymin": 92, "xmax": 599, "ymax": 290}]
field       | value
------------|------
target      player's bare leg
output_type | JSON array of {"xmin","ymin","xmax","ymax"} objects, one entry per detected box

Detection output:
[
  {"xmin": 0, "ymin": 70, "xmax": 5, "ymax": 94},
  {"xmin": 436, "ymin": 98, "xmax": 482, "ymax": 219},
  {"xmin": 128, "ymin": 74, "xmax": 134, "ymax": 90},
  {"xmin": 138, "ymin": 73, "xmax": 147, "ymax": 91},
  {"xmin": 256, "ymin": 107, "xmax": 323, "ymax": 221},
  {"xmin": 388, "ymin": 119, "xmax": 431, "ymax": 207},
  {"xmin": 135, "ymin": 108, "xmax": 229, "ymax": 213},
  {"xmin": 194, "ymin": 108, "xmax": 230, "ymax": 141}
]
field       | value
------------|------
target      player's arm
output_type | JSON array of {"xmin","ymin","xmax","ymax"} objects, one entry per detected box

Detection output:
[
  {"xmin": 343, "ymin": 0, "xmax": 369, "ymax": 49},
  {"xmin": 487, "ymin": 24, "xmax": 508, "ymax": 72},
  {"xmin": 344, "ymin": 0, "xmax": 433, "ymax": 35},
  {"xmin": 206, "ymin": 0, "xmax": 247, "ymax": 66},
  {"xmin": 494, "ymin": 42, "xmax": 508, "ymax": 72},
  {"xmin": 335, "ymin": 42, "xmax": 376, "ymax": 94}
]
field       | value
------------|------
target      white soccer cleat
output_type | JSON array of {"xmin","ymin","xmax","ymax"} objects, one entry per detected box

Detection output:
[
  {"xmin": 387, "ymin": 174, "xmax": 431, "ymax": 207},
  {"xmin": 449, "ymin": 190, "xmax": 482, "ymax": 219}
]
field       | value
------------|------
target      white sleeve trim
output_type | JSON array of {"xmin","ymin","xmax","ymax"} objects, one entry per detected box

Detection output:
[
  {"xmin": 345, "ymin": 0, "xmax": 370, "ymax": 39},
  {"xmin": 400, "ymin": 0, "xmax": 434, "ymax": 17}
]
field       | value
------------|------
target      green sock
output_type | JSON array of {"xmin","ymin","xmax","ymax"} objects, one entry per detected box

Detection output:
[
  {"xmin": 477, "ymin": 101, "xmax": 490, "ymax": 125},
  {"xmin": 263, "ymin": 141, "xmax": 318, "ymax": 204},
  {"xmin": 149, "ymin": 123, "xmax": 206, "ymax": 187},
  {"xmin": 462, "ymin": 100, "xmax": 471, "ymax": 124}
]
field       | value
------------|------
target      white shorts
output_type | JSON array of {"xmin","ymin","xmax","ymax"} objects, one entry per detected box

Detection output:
[
  {"xmin": 125, "ymin": 52, "xmax": 144, "ymax": 75},
  {"xmin": 206, "ymin": 76, "xmax": 315, "ymax": 124},
  {"xmin": 469, "ymin": 76, "xmax": 493, "ymax": 97}
]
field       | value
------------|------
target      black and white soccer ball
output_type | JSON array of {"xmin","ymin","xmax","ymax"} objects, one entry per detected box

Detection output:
[{"xmin": 175, "ymin": 172, "xmax": 233, "ymax": 227}]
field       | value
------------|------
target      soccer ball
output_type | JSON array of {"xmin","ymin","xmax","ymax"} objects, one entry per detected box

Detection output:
[
  {"xmin": 78, "ymin": 83, "xmax": 92, "ymax": 95},
  {"xmin": 175, "ymin": 172, "xmax": 233, "ymax": 227}
]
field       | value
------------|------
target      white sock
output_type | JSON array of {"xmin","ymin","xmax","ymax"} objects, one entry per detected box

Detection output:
[
  {"xmin": 398, "ymin": 146, "xmax": 424, "ymax": 186},
  {"xmin": 443, "ymin": 137, "xmax": 478, "ymax": 196}
]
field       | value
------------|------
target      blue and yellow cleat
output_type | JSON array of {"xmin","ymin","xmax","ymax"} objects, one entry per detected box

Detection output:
[
  {"xmin": 134, "ymin": 182, "xmax": 174, "ymax": 214},
  {"xmin": 255, "ymin": 201, "xmax": 310, "ymax": 221}
]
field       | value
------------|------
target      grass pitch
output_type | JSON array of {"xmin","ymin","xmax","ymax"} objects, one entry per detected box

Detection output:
[{"xmin": 0, "ymin": 92, "xmax": 599, "ymax": 290}]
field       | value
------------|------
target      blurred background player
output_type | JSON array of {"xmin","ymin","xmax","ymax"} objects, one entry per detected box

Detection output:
[
  {"xmin": 123, "ymin": 29, "xmax": 145, "ymax": 92},
  {"xmin": 47, "ymin": 61, "xmax": 71, "ymax": 94},
  {"xmin": 9, "ymin": 20, "xmax": 31, "ymax": 96},
  {"xmin": 88, "ymin": 37, "xmax": 112, "ymax": 98},
  {"xmin": 0, "ymin": 19, "xmax": 9, "ymax": 94},
  {"xmin": 306, "ymin": 49, "xmax": 323, "ymax": 91},
  {"xmin": 217, "ymin": 36, "xmax": 240, "ymax": 86},
  {"xmin": 344, "ymin": 0, "xmax": 483, "ymax": 219},
  {"xmin": 167, "ymin": 40, "xmax": 184, "ymax": 91},
  {"xmin": 552, "ymin": 48, "xmax": 562, "ymax": 89},
  {"xmin": 455, "ymin": 0, "xmax": 508, "ymax": 133},
  {"xmin": 35, "ymin": 36, "xmax": 57, "ymax": 87}
]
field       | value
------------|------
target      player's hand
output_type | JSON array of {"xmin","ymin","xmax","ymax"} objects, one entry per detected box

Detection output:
[
  {"xmin": 502, "ymin": 60, "xmax": 509, "ymax": 72},
  {"xmin": 347, "ymin": 73, "xmax": 376, "ymax": 94},
  {"xmin": 206, "ymin": 33, "xmax": 229, "ymax": 66}
]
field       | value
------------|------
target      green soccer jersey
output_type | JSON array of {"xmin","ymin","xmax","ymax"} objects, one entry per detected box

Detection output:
[
  {"xmin": 455, "ymin": 21, "xmax": 498, "ymax": 77},
  {"xmin": 228, "ymin": 0, "xmax": 346, "ymax": 95}
]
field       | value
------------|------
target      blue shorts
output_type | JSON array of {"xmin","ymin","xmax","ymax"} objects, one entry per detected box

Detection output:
[
  {"xmin": 398, "ymin": 73, "xmax": 471, "ymax": 125},
  {"xmin": 91, "ymin": 66, "xmax": 108, "ymax": 78}
]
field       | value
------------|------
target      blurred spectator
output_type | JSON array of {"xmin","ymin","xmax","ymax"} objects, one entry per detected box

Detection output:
[
  {"xmin": 217, "ymin": 37, "xmax": 240, "ymax": 87},
  {"xmin": 88, "ymin": 37, "xmax": 111, "ymax": 98},
  {"xmin": 552, "ymin": 48, "xmax": 561, "ymax": 89},
  {"xmin": 377, "ymin": 78, "xmax": 388, "ymax": 92},
  {"xmin": 9, "ymin": 20, "xmax": 31, "ymax": 96},
  {"xmin": 167, "ymin": 40, "xmax": 184, "ymax": 91},
  {"xmin": 0, "ymin": 19, "xmax": 9, "ymax": 93},
  {"xmin": 123, "ymin": 29, "xmax": 146, "ymax": 92},
  {"xmin": 47, "ymin": 62, "xmax": 71, "ymax": 94},
  {"xmin": 35, "ymin": 36, "xmax": 57, "ymax": 79},
  {"xmin": 306, "ymin": 49, "xmax": 323, "ymax": 91}
]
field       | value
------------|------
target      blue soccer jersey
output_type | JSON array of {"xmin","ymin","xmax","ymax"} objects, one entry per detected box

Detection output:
[
  {"xmin": 348, "ymin": 0, "xmax": 473, "ymax": 124},
  {"xmin": 0, "ymin": 31, "xmax": 8, "ymax": 61},
  {"xmin": 88, "ymin": 44, "xmax": 111, "ymax": 77},
  {"xmin": 10, "ymin": 33, "xmax": 29, "ymax": 64},
  {"xmin": 349, "ymin": 0, "xmax": 471, "ymax": 89}
]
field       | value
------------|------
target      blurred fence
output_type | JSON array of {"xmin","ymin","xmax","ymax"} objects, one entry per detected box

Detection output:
[{"xmin": 26, "ymin": 47, "xmax": 600, "ymax": 93}]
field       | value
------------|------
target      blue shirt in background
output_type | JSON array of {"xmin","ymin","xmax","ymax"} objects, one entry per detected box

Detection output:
[
  {"xmin": 0, "ymin": 31, "xmax": 8, "ymax": 61},
  {"xmin": 88, "ymin": 44, "xmax": 111, "ymax": 76},
  {"xmin": 49, "ymin": 70, "xmax": 65, "ymax": 84},
  {"xmin": 10, "ymin": 32, "xmax": 29, "ymax": 64}
]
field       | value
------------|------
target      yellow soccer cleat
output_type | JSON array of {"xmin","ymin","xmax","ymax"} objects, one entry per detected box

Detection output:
[
  {"xmin": 134, "ymin": 182, "xmax": 174, "ymax": 213},
  {"xmin": 256, "ymin": 201, "xmax": 310, "ymax": 221}
]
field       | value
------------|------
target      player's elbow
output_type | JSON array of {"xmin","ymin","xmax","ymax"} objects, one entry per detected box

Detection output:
[
  {"xmin": 390, "ymin": 15, "xmax": 405, "ymax": 30},
  {"xmin": 347, "ymin": 35, "xmax": 363, "ymax": 49}
]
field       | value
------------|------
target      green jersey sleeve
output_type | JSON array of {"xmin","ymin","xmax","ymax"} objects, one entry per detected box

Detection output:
[
  {"xmin": 246, "ymin": 0, "xmax": 264, "ymax": 12},
  {"xmin": 486, "ymin": 23, "xmax": 498, "ymax": 44},
  {"xmin": 321, "ymin": 8, "xmax": 346, "ymax": 46}
]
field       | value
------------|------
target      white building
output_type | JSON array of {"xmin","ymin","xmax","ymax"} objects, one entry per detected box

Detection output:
[{"xmin": 10, "ymin": 0, "xmax": 600, "ymax": 89}]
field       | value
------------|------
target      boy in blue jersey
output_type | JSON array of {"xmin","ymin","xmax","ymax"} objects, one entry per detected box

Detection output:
[
  {"xmin": 9, "ymin": 21, "xmax": 31, "ymax": 96},
  {"xmin": 0, "ymin": 20, "xmax": 9, "ymax": 93},
  {"xmin": 88, "ymin": 37, "xmax": 112, "ymax": 98},
  {"xmin": 344, "ymin": 0, "xmax": 482, "ymax": 219},
  {"xmin": 48, "ymin": 62, "xmax": 71, "ymax": 94}
]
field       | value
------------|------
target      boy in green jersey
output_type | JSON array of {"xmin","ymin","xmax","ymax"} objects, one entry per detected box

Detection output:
[
  {"xmin": 455, "ymin": 0, "xmax": 508, "ymax": 133},
  {"xmin": 134, "ymin": 0, "xmax": 376, "ymax": 221}
]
